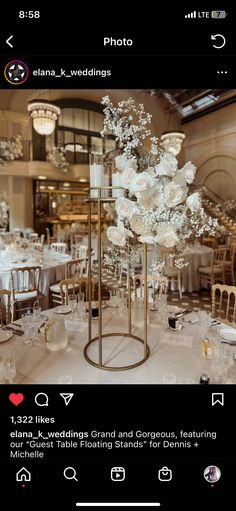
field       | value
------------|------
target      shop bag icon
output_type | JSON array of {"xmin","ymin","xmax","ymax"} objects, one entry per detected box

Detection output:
[{"xmin": 158, "ymin": 466, "xmax": 172, "ymax": 482}]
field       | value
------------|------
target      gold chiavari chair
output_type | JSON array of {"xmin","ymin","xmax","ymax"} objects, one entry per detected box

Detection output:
[
  {"xmin": 51, "ymin": 242, "xmax": 67, "ymax": 254},
  {"xmin": 49, "ymin": 259, "xmax": 83, "ymax": 307},
  {"xmin": 198, "ymin": 248, "xmax": 226, "ymax": 289},
  {"xmin": 0, "ymin": 289, "xmax": 11, "ymax": 326},
  {"xmin": 224, "ymin": 242, "xmax": 236, "ymax": 285},
  {"xmin": 10, "ymin": 266, "xmax": 41, "ymax": 320},
  {"xmin": 212, "ymin": 283, "xmax": 236, "ymax": 325}
]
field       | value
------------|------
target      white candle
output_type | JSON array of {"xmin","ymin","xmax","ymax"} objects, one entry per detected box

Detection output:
[
  {"xmin": 112, "ymin": 172, "xmax": 125, "ymax": 197},
  {"xmin": 90, "ymin": 164, "xmax": 104, "ymax": 198}
]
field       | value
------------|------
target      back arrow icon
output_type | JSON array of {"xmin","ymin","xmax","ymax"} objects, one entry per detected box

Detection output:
[
  {"xmin": 211, "ymin": 34, "xmax": 226, "ymax": 49},
  {"xmin": 6, "ymin": 35, "xmax": 14, "ymax": 48}
]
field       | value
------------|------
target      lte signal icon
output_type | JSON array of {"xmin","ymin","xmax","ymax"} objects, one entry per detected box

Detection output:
[{"xmin": 185, "ymin": 11, "xmax": 197, "ymax": 19}]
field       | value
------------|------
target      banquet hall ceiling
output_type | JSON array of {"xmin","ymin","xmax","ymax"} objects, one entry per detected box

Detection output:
[
  {"xmin": 145, "ymin": 89, "xmax": 236, "ymax": 121},
  {"xmin": 0, "ymin": 90, "xmax": 142, "ymax": 113},
  {"xmin": 0, "ymin": 89, "xmax": 235, "ymax": 123}
]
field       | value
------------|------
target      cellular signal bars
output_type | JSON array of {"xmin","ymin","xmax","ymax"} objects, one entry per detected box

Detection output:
[{"xmin": 185, "ymin": 11, "xmax": 196, "ymax": 19}]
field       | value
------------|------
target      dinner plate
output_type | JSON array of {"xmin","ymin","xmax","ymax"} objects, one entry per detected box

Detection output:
[
  {"xmin": 220, "ymin": 328, "xmax": 236, "ymax": 342},
  {"xmin": 0, "ymin": 330, "xmax": 13, "ymax": 343},
  {"xmin": 54, "ymin": 306, "xmax": 72, "ymax": 314}
]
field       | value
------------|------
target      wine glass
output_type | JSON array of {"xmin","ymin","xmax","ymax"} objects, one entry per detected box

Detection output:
[
  {"xmin": 76, "ymin": 292, "xmax": 85, "ymax": 320},
  {"xmin": 58, "ymin": 374, "xmax": 73, "ymax": 384},
  {"xmin": 0, "ymin": 355, "xmax": 6, "ymax": 383},
  {"xmin": 4, "ymin": 349, "xmax": 16, "ymax": 383},
  {"xmin": 68, "ymin": 295, "xmax": 77, "ymax": 315},
  {"xmin": 22, "ymin": 312, "xmax": 38, "ymax": 346},
  {"xmin": 33, "ymin": 306, "xmax": 42, "ymax": 342}
]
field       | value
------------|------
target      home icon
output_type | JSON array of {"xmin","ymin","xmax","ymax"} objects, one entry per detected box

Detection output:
[{"xmin": 16, "ymin": 467, "xmax": 31, "ymax": 482}]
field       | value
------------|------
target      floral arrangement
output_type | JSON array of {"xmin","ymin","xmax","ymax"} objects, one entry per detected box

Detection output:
[
  {"xmin": 101, "ymin": 96, "xmax": 217, "ymax": 256},
  {"xmin": 0, "ymin": 194, "xmax": 9, "ymax": 228},
  {"xmin": 0, "ymin": 135, "xmax": 23, "ymax": 165},
  {"xmin": 46, "ymin": 138, "xmax": 69, "ymax": 173}
]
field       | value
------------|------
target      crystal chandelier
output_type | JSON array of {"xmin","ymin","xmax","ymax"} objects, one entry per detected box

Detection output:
[
  {"xmin": 27, "ymin": 101, "xmax": 61, "ymax": 136},
  {"xmin": 160, "ymin": 131, "xmax": 185, "ymax": 156}
]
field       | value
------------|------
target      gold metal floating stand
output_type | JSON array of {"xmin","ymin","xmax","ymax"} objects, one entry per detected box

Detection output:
[{"xmin": 84, "ymin": 186, "xmax": 150, "ymax": 371}]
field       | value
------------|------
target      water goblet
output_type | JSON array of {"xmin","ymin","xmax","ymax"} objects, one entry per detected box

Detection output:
[
  {"xmin": 68, "ymin": 295, "xmax": 77, "ymax": 315},
  {"xmin": 4, "ymin": 349, "xmax": 16, "ymax": 383},
  {"xmin": 22, "ymin": 312, "xmax": 38, "ymax": 346},
  {"xmin": 57, "ymin": 374, "xmax": 73, "ymax": 384}
]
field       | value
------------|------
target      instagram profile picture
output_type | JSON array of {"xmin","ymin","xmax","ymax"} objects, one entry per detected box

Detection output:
[
  {"xmin": 204, "ymin": 465, "xmax": 221, "ymax": 483},
  {"xmin": 4, "ymin": 60, "xmax": 29, "ymax": 85}
]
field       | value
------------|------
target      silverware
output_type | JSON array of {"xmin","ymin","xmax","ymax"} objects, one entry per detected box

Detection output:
[
  {"xmin": 3, "ymin": 325, "xmax": 24, "ymax": 336},
  {"xmin": 174, "ymin": 309, "xmax": 192, "ymax": 318},
  {"xmin": 221, "ymin": 340, "xmax": 236, "ymax": 346}
]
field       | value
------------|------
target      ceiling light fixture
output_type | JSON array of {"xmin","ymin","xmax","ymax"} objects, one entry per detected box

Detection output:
[
  {"xmin": 160, "ymin": 131, "xmax": 185, "ymax": 156},
  {"xmin": 27, "ymin": 101, "xmax": 60, "ymax": 136}
]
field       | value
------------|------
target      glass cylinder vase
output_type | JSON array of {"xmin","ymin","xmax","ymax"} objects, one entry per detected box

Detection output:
[
  {"xmin": 89, "ymin": 154, "xmax": 104, "ymax": 198},
  {"xmin": 112, "ymin": 162, "xmax": 125, "ymax": 198}
]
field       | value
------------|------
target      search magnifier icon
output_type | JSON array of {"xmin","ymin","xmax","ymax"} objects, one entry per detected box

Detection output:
[
  {"xmin": 35, "ymin": 393, "xmax": 49, "ymax": 407},
  {"xmin": 63, "ymin": 467, "xmax": 78, "ymax": 482}
]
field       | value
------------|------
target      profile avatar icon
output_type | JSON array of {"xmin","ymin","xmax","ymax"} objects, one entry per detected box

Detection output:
[
  {"xmin": 4, "ymin": 60, "xmax": 29, "ymax": 85},
  {"xmin": 204, "ymin": 465, "xmax": 221, "ymax": 483}
]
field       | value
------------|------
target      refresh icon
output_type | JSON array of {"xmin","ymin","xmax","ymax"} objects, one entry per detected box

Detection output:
[
  {"xmin": 35, "ymin": 393, "xmax": 49, "ymax": 407},
  {"xmin": 211, "ymin": 34, "xmax": 226, "ymax": 49}
]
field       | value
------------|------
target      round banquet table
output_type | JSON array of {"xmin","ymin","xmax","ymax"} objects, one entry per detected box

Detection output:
[
  {"xmin": 140, "ymin": 244, "xmax": 213, "ymax": 293},
  {"xmin": 1, "ymin": 306, "xmax": 235, "ymax": 384}
]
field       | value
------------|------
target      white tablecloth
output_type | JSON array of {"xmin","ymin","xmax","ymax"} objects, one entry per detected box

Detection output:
[
  {"xmin": 0, "ymin": 307, "xmax": 233, "ymax": 384},
  {"xmin": 140, "ymin": 244, "xmax": 213, "ymax": 293}
]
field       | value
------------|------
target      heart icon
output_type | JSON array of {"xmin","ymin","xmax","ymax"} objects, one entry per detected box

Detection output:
[{"xmin": 9, "ymin": 393, "xmax": 24, "ymax": 406}]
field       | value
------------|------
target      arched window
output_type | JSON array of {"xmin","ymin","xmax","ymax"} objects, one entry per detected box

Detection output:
[{"xmin": 55, "ymin": 99, "xmax": 116, "ymax": 164}]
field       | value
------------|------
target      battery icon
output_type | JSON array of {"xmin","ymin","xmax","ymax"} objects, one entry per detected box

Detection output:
[{"xmin": 211, "ymin": 10, "xmax": 227, "ymax": 18}]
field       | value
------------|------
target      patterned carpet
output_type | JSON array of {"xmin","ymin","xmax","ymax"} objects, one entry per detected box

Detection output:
[{"xmin": 95, "ymin": 267, "xmax": 212, "ymax": 312}]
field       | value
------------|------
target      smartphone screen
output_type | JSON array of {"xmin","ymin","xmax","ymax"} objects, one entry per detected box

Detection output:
[{"xmin": 0, "ymin": 5, "xmax": 235, "ymax": 510}]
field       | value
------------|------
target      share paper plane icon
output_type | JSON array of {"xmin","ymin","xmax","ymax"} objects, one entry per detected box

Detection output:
[{"xmin": 60, "ymin": 393, "xmax": 74, "ymax": 406}]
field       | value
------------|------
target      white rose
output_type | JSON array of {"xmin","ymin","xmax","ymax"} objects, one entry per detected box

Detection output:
[
  {"xmin": 155, "ymin": 224, "xmax": 179, "ymax": 248},
  {"xmin": 129, "ymin": 172, "xmax": 156, "ymax": 197},
  {"xmin": 180, "ymin": 162, "xmax": 196, "ymax": 184},
  {"xmin": 115, "ymin": 154, "xmax": 137, "ymax": 172},
  {"xmin": 115, "ymin": 197, "xmax": 136, "ymax": 220},
  {"xmin": 130, "ymin": 214, "xmax": 146, "ymax": 234},
  {"xmin": 138, "ymin": 189, "xmax": 163, "ymax": 209},
  {"xmin": 186, "ymin": 192, "xmax": 202, "ymax": 212},
  {"xmin": 120, "ymin": 168, "xmax": 137, "ymax": 189},
  {"xmin": 154, "ymin": 152, "xmax": 178, "ymax": 177},
  {"xmin": 147, "ymin": 166, "xmax": 155, "ymax": 177},
  {"xmin": 107, "ymin": 226, "xmax": 127, "ymax": 247},
  {"xmin": 173, "ymin": 170, "xmax": 186, "ymax": 186},
  {"xmin": 164, "ymin": 182, "xmax": 187, "ymax": 208},
  {"xmin": 138, "ymin": 232, "xmax": 155, "ymax": 244}
]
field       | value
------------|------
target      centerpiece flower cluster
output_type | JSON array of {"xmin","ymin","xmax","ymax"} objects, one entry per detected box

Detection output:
[
  {"xmin": 46, "ymin": 138, "xmax": 69, "ymax": 173},
  {"xmin": 0, "ymin": 135, "xmax": 23, "ymax": 165},
  {"xmin": 101, "ymin": 96, "xmax": 217, "ymax": 256},
  {"xmin": 0, "ymin": 194, "xmax": 9, "ymax": 229}
]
